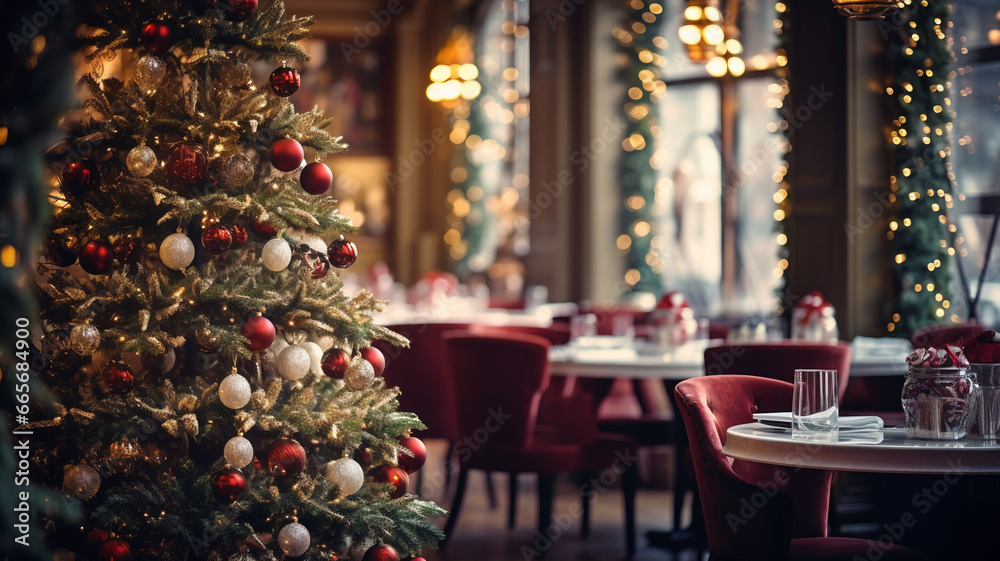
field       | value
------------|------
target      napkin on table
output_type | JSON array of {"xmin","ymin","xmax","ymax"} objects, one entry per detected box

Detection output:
[{"xmin": 752, "ymin": 412, "xmax": 884, "ymax": 430}]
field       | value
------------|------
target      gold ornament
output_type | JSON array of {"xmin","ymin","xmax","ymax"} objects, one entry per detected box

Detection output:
[
  {"xmin": 108, "ymin": 436, "xmax": 143, "ymax": 473},
  {"xmin": 344, "ymin": 357, "xmax": 375, "ymax": 390}
]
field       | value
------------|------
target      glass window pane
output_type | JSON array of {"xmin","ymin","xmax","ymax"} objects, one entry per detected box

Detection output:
[
  {"xmin": 951, "ymin": 2, "xmax": 1000, "ymax": 50},
  {"xmin": 739, "ymin": 0, "xmax": 781, "ymax": 70},
  {"xmin": 655, "ymin": 83, "xmax": 723, "ymax": 314}
]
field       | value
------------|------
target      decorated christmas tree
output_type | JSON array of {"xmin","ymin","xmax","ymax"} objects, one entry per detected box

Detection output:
[{"xmin": 29, "ymin": 1, "xmax": 443, "ymax": 559}]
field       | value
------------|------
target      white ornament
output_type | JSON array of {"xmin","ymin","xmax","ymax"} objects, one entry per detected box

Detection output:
[
  {"xmin": 277, "ymin": 522, "xmax": 310, "ymax": 557},
  {"xmin": 219, "ymin": 373, "xmax": 252, "ymax": 409},
  {"xmin": 63, "ymin": 464, "xmax": 101, "ymax": 500},
  {"xmin": 261, "ymin": 238, "xmax": 291, "ymax": 271},
  {"xmin": 224, "ymin": 436, "xmax": 254, "ymax": 468},
  {"xmin": 324, "ymin": 457, "xmax": 364, "ymax": 496},
  {"xmin": 159, "ymin": 233, "xmax": 195, "ymax": 270},
  {"xmin": 134, "ymin": 55, "xmax": 166, "ymax": 90},
  {"xmin": 277, "ymin": 345, "xmax": 311, "ymax": 380},
  {"xmin": 344, "ymin": 357, "xmax": 375, "ymax": 390},
  {"xmin": 299, "ymin": 342, "xmax": 324, "ymax": 376},
  {"xmin": 126, "ymin": 145, "xmax": 157, "ymax": 177},
  {"xmin": 68, "ymin": 324, "xmax": 101, "ymax": 355}
]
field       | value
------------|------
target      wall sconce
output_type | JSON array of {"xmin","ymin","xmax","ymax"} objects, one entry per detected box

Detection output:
[
  {"xmin": 678, "ymin": 0, "xmax": 724, "ymax": 63},
  {"xmin": 426, "ymin": 26, "xmax": 481, "ymax": 108},
  {"xmin": 831, "ymin": 0, "xmax": 900, "ymax": 20}
]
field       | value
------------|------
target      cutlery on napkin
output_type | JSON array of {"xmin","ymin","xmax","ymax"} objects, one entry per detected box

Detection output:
[{"xmin": 752, "ymin": 412, "xmax": 884, "ymax": 430}]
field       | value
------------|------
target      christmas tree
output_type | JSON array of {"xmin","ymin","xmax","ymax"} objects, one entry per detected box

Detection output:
[{"xmin": 30, "ymin": 1, "xmax": 444, "ymax": 559}]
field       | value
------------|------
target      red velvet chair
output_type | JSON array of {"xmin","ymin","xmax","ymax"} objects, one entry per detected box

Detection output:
[
  {"xmin": 909, "ymin": 322, "xmax": 981, "ymax": 349},
  {"xmin": 675, "ymin": 376, "xmax": 932, "ymax": 561},
  {"xmin": 704, "ymin": 342, "xmax": 852, "ymax": 403},
  {"xmin": 441, "ymin": 331, "xmax": 639, "ymax": 556}
]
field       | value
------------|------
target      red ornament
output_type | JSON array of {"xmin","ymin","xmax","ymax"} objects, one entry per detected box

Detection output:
[
  {"xmin": 327, "ymin": 238, "xmax": 357, "ymax": 269},
  {"xmin": 102, "ymin": 362, "xmax": 135, "ymax": 394},
  {"xmin": 230, "ymin": 225, "xmax": 249, "ymax": 248},
  {"xmin": 300, "ymin": 162, "xmax": 333, "ymax": 194},
  {"xmin": 212, "ymin": 468, "xmax": 248, "ymax": 502},
  {"xmin": 241, "ymin": 316, "xmax": 276, "ymax": 351},
  {"xmin": 266, "ymin": 439, "xmax": 306, "ymax": 476},
  {"xmin": 44, "ymin": 237, "xmax": 77, "ymax": 267},
  {"xmin": 85, "ymin": 528, "xmax": 110, "ymax": 546},
  {"xmin": 310, "ymin": 253, "xmax": 330, "ymax": 279},
  {"xmin": 79, "ymin": 240, "xmax": 115, "ymax": 275},
  {"xmin": 374, "ymin": 465, "xmax": 408, "ymax": 499},
  {"xmin": 397, "ymin": 436, "xmax": 426, "ymax": 474},
  {"xmin": 97, "ymin": 538, "xmax": 133, "ymax": 561},
  {"xmin": 268, "ymin": 138, "xmax": 304, "ymax": 172},
  {"xmin": 60, "ymin": 160, "xmax": 101, "ymax": 199},
  {"xmin": 269, "ymin": 66, "xmax": 301, "ymax": 97},
  {"xmin": 321, "ymin": 349, "xmax": 350, "ymax": 378},
  {"xmin": 250, "ymin": 217, "xmax": 278, "ymax": 239},
  {"xmin": 362, "ymin": 544, "xmax": 399, "ymax": 561},
  {"xmin": 220, "ymin": 0, "xmax": 258, "ymax": 21},
  {"xmin": 201, "ymin": 225, "xmax": 233, "ymax": 254},
  {"xmin": 361, "ymin": 346, "xmax": 385, "ymax": 377},
  {"xmin": 113, "ymin": 237, "xmax": 138, "ymax": 262},
  {"xmin": 140, "ymin": 21, "xmax": 174, "ymax": 55},
  {"xmin": 166, "ymin": 144, "xmax": 208, "ymax": 187}
]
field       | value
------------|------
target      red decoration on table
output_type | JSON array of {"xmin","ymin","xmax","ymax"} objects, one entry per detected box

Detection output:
[
  {"xmin": 60, "ymin": 159, "xmax": 100, "ymax": 198},
  {"xmin": 300, "ymin": 161, "xmax": 332, "ymax": 194},
  {"xmin": 165, "ymin": 144, "xmax": 208, "ymax": 187},
  {"xmin": 373, "ymin": 465, "xmax": 408, "ymax": 499},
  {"xmin": 327, "ymin": 238, "xmax": 357, "ymax": 269},
  {"xmin": 219, "ymin": 0, "xmax": 258, "ymax": 21},
  {"xmin": 269, "ymin": 66, "xmax": 301, "ymax": 97},
  {"xmin": 79, "ymin": 240, "xmax": 115, "ymax": 275},
  {"xmin": 230, "ymin": 224, "xmax": 249, "ymax": 248},
  {"xmin": 361, "ymin": 346, "xmax": 385, "ymax": 377},
  {"xmin": 101, "ymin": 362, "xmax": 135, "ymax": 394},
  {"xmin": 113, "ymin": 237, "xmax": 138, "ymax": 262},
  {"xmin": 266, "ymin": 439, "xmax": 306, "ymax": 476},
  {"xmin": 44, "ymin": 237, "xmax": 77, "ymax": 267},
  {"xmin": 139, "ymin": 21, "xmax": 174, "ymax": 55},
  {"xmin": 650, "ymin": 290, "xmax": 697, "ymax": 346},
  {"xmin": 790, "ymin": 291, "xmax": 838, "ymax": 341},
  {"xmin": 396, "ymin": 436, "xmax": 426, "ymax": 474},
  {"xmin": 241, "ymin": 315, "xmax": 275, "ymax": 351},
  {"xmin": 362, "ymin": 544, "xmax": 399, "ymax": 561},
  {"xmin": 201, "ymin": 225, "xmax": 233, "ymax": 254},
  {"xmin": 212, "ymin": 468, "xmax": 248, "ymax": 502},
  {"xmin": 268, "ymin": 138, "xmax": 304, "ymax": 172},
  {"xmin": 321, "ymin": 349, "xmax": 350, "ymax": 378},
  {"xmin": 964, "ymin": 331, "xmax": 1000, "ymax": 364},
  {"xmin": 249, "ymin": 217, "xmax": 278, "ymax": 239},
  {"xmin": 97, "ymin": 538, "xmax": 133, "ymax": 561}
]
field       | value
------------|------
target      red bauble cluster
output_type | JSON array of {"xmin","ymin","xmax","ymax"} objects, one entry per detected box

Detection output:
[
  {"xmin": 269, "ymin": 66, "xmax": 300, "ymax": 97},
  {"xmin": 44, "ymin": 237, "xmax": 77, "ymax": 267},
  {"xmin": 374, "ymin": 465, "xmax": 408, "ymax": 499},
  {"xmin": 230, "ymin": 225, "xmax": 249, "ymax": 248},
  {"xmin": 219, "ymin": 0, "xmax": 258, "ymax": 21},
  {"xmin": 97, "ymin": 538, "xmax": 133, "ymax": 561},
  {"xmin": 166, "ymin": 144, "xmax": 208, "ymax": 187},
  {"xmin": 268, "ymin": 138, "xmax": 304, "ymax": 172},
  {"xmin": 327, "ymin": 238, "xmax": 357, "ymax": 269},
  {"xmin": 80, "ymin": 240, "xmax": 115, "ymax": 275},
  {"xmin": 397, "ymin": 436, "xmax": 426, "ymax": 474},
  {"xmin": 60, "ymin": 159, "xmax": 100, "ymax": 199},
  {"xmin": 361, "ymin": 346, "xmax": 385, "ymax": 377},
  {"xmin": 266, "ymin": 439, "xmax": 306, "ymax": 476},
  {"xmin": 250, "ymin": 217, "xmax": 278, "ymax": 239},
  {"xmin": 140, "ymin": 21, "xmax": 174, "ymax": 55},
  {"xmin": 321, "ymin": 349, "xmax": 350, "ymax": 378},
  {"xmin": 201, "ymin": 225, "xmax": 233, "ymax": 254},
  {"xmin": 114, "ymin": 237, "xmax": 138, "ymax": 262},
  {"xmin": 362, "ymin": 544, "xmax": 399, "ymax": 561},
  {"xmin": 101, "ymin": 362, "xmax": 135, "ymax": 394},
  {"xmin": 212, "ymin": 468, "xmax": 248, "ymax": 502},
  {"xmin": 300, "ymin": 162, "xmax": 333, "ymax": 195},
  {"xmin": 241, "ymin": 315, "xmax": 276, "ymax": 351}
]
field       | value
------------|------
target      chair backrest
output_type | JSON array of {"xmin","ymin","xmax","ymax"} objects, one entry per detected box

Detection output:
[
  {"xmin": 579, "ymin": 305, "xmax": 651, "ymax": 335},
  {"xmin": 467, "ymin": 323, "xmax": 572, "ymax": 346},
  {"xmin": 704, "ymin": 342, "xmax": 852, "ymax": 402},
  {"xmin": 675, "ymin": 376, "xmax": 834, "ymax": 560},
  {"xmin": 442, "ymin": 331, "xmax": 551, "ymax": 452},
  {"xmin": 376, "ymin": 323, "xmax": 470, "ymax": 442},
  {"xmin": 910, "ymin": 322, "xmax": 981, "ymax": 349}
]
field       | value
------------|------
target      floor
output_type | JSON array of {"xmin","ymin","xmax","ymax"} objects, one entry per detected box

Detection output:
[{"xmin": 411, "ymin": 441, "xmax": 706, "ymax": 561}]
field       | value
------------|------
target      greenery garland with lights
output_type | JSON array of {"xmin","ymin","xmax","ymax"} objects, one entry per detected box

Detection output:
[
  {"xmin": 616, "ymin": 1, "xmax": 668, "ymax": 294},
  {"xmin": 885, "ymin": 0, "xmax": 959, "ymax": 336}
]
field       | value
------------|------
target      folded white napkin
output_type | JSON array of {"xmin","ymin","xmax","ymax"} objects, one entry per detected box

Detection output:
[{"xmin": 752, "ymin": 412, "xmax": 884, "ymax": 430}]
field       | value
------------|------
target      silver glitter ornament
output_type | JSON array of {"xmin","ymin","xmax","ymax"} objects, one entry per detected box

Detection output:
[
  {"xmin": 126, "ymin": 145, "xmax": 157, "ymax": 177},
  {"xmin": 135, "ymin": 55, "xmax": 166, "ymax": 91}
]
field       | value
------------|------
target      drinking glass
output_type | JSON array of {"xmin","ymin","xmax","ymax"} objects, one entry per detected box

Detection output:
[
  {"xmin": 570, "ymin": 313, "xmax": 597, "ymax": 341},
  {"xmin": 792, "ymin": 369, "xmax": 839, "ymax": 440}
]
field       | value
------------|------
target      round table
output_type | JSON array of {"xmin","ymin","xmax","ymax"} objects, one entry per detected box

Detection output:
[{"xmin": 723, "ymin": 423, "xmax": 1000, "ymax": 474}]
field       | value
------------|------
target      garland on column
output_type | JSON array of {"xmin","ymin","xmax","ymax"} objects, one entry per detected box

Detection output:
[
  {"xmin": 616, "ymin": 1, "xmax": 668, "ymax": 295},
  {"xmin": 885, "ymin": 0, "xmax": 959, "ymax": 336}
]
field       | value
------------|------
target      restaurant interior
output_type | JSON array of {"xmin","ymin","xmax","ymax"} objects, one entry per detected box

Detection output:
[{"xmin": 2, "ymin": 0, "xmax": 1000, "ymax": 560}]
